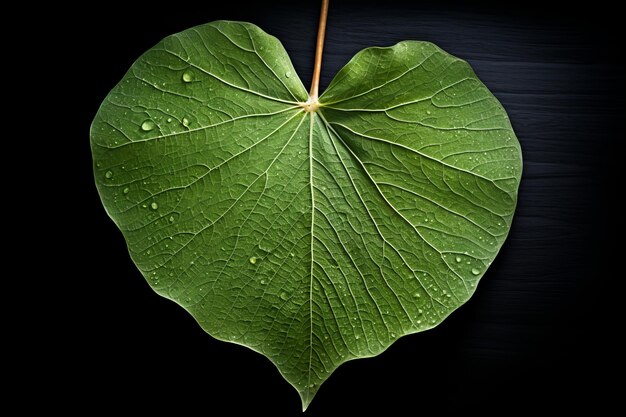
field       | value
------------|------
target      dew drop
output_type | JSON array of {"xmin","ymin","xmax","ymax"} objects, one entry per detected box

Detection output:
[
  {"xmin": 167, "ymin": 117, "xmax": 172, "ymax": 123},
  {"xmin": 249, "ymin": 256, "xmax": 257, "ymax": 264},
  {"xmin": 260, "ymin": 279, "xmax": 266, "ymax": 285},
  {"xmin": 285, "ymin": 70, "xmax": 292, "ymax": 78},
  {"xmin": 280, "ymin": 291, "xmax": 289, "ymax": 300},
  {"xmin": 105, "ymin": 170, "xmax": 113, "ymax": 179},
  {"xmin": 182, "ymin": 71, "xmax": 193, "ymax": 83},
  {"xmin": 123, "ymin": 187, "xmax": 129, "ymax": 194},
  {"xmin": 169, "ymin": 216, "xmax": 175, "ymax": 223},
  {"xmin": 150, "ymin": 202, "xmax": 158, "ymax": 210},
  {"xmin": 182, "ymin": 117, "xmax": 190, "ymax": 127},
  {"xmin": 471, "ymin": 268, "xmax": 480, "ymax": 275},
  {"xmin": 141, "ymin": 120, "xmax": 155, "ymax": 131},
  {"xmin": 426, "ymin": 110, "xmax": 431, "ymax": 115},
  {"xmin": 455, "ymin": 256, "xmax": 461, "ymax": 263}
]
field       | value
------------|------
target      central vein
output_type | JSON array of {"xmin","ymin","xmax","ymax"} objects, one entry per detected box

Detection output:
[{"xmin": 306, "ymin": 110, "xmax": 316, "ymax": 398}]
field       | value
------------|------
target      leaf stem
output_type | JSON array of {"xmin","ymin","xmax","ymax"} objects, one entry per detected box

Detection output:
[{"xmin": 310, "ymin": 0, "xmax": 329, "ymax": 101}]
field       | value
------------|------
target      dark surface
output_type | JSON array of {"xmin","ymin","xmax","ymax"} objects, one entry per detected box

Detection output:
[{"xmin": 70, "ymin": 1, "xmax": 620, "ymax": 414}]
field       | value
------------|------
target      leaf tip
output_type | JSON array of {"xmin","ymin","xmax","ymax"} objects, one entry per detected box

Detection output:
[
  {"xmin": 299, "ymin": 395, "xmax": 311, "ymax": 412},
  {"xmin": 299, "ymin": 387, "xmax": 317, "ymax": 412}
]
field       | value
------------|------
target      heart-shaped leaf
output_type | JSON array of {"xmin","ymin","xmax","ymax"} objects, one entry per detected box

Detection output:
[{"xmin": 91, "ymin": 21, "xmax": 522, "ymax": 409}]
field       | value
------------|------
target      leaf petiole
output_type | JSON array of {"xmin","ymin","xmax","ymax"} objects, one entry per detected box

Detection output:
[{"xmin": 309, "ymin": 0, "xmax": 329, "ymax": 103}]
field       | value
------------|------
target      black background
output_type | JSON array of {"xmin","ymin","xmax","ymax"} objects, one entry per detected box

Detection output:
[{"xmin": 68, "ymin": 0, "xmax": 620, "ymax": 414}]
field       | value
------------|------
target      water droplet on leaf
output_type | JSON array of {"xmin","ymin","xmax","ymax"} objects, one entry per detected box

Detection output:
[
  {"xmin": 249, "ymin": 257, "xmax": 257, "ymax": 264},
  {"xmin": 471, "ymin": 268, "xmax": 480, "ymax": 275},
  {"xmin": 182, "ymin": 117, "xmax": 190, "ymax": 127},
  {"xmin": 150, "ymin": 202, "xmax": 158, "ymax": 210},
  {"xmin": 141, "ymin": 120, "xmax": 155, "ymax": 131},
  {"xmin": 105, "ymin": 171, "xmax": 113, "ymax": 179},
  {"xmin": 182, "ymin": 71, "xmax": 193, "ymax": 82}
]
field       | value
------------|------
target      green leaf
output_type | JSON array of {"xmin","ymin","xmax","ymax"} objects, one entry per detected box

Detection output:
[{"xmin": 91, "ymin": 21, "xmax": 522, "ymax": 410}]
